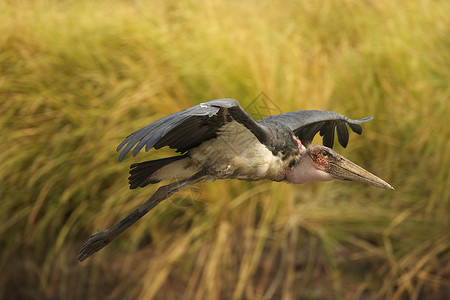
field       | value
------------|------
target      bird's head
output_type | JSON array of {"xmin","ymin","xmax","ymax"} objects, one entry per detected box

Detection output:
[{"xmin": 285, "ymin": 144, "xmax": 394, "ymax": 190}]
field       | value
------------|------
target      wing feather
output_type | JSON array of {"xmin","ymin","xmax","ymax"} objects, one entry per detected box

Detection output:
[
  {"xmin": 336, "ymin": 122, "xmax": 349, "ymax": 148},
  {"xmin": 321, "ymin": 123, "xmax": 335, "ymax": 148}
]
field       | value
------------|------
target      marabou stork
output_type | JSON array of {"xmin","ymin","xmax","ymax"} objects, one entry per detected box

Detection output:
[{"xmin": 78, "ymin": 98, "xmax": 393, "ymax": 261}]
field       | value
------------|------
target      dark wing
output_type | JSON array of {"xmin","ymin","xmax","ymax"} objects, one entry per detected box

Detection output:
[
  {"xmin": 258, "ymin": 110, "xmax": 372, "ymax": 148},
  {"xmin": 116, "ymin": 99, "xmax": 269, "ymax": 162}
]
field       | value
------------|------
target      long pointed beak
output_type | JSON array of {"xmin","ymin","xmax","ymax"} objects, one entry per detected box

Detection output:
[{"xmin": 326, "ymin": 153, "xmax": 394, "ymax": 190}]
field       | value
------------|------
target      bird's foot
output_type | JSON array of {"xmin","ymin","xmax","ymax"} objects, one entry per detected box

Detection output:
[{"xmin": 77, "ymin": 229, "xmax": 113, "ymax": 262}]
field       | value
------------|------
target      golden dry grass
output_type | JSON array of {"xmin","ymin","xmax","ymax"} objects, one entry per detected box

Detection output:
[{"xmin": 1, "ymin": 0, "xmax": 449, "ymax": 299}]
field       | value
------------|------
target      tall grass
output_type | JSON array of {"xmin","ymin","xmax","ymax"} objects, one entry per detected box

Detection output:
[{"xmin": 1, "ymin": 0, "xmax": 449, "ymax": 299}]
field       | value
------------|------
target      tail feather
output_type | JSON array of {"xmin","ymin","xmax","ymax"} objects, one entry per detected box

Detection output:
[{"xmin": 129, "ymin": 155, "xmax": 188, "ymax": 189}]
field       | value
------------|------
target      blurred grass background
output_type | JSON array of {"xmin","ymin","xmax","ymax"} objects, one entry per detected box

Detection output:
[{"xmin": 1, "ymin": 0, "xmax": 449, "ymax": 299}]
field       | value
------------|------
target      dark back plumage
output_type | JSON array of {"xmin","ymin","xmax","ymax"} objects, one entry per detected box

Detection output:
[{"xmin": 117, "ymin": 99, "xmax": 372, "ymax": 161}]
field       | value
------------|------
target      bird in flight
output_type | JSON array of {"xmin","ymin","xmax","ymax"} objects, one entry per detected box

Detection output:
[{"xmin": 78, "ymin": 98, "xmax": 393, "ymax": 261}]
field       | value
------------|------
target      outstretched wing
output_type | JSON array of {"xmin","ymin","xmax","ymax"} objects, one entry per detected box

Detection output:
[
  {"xmin": 117, "ymin": 98, "xmax": 269, "ymax": 161},
  {"xmin": 259, "ymin": 110, "xmax": 372, "ymax": 148}
]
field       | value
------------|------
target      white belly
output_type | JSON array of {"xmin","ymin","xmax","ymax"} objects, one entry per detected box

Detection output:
[{"xmin": 189, "ymin": 122, "xmax": 283, "ymax": 180}]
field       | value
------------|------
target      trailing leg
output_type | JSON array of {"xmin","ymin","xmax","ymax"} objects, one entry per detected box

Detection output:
[{"xmin": 78, "ymin": 170, "xmax": 211, "ymax": 262}]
